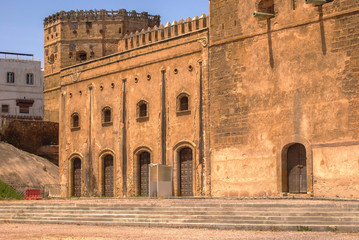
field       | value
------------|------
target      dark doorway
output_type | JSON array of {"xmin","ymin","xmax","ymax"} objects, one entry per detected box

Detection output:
[
  {"xmin": 139, "ymin": 152, "xmax": 150, "ymax": 196},
  {"xmin": 179, "ymin": 147, "xmax": 193, "ymax": 196},
  {"xmin": 103, "ymin": 155, "xmax": 114, "ymax": 197},
  {"xmin": 72, "ymin": 158, "xmax": 81, "ymax": 197},
  {"xmin": 287, "ymin": 143, "xmax": 307, "ymax": 193}
]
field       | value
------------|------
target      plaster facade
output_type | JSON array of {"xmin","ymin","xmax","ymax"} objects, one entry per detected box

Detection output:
[
  {"xmin": 51, "ymin": 0, "xmax": 359, "ymax": 199},
  {"xmin": 0, "ymin": 53, "xmax": 43, "ymax": 119}
]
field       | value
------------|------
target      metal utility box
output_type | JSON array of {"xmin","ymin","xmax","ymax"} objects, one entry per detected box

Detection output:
[{"xmin": 149, "ymin": 164, "xmax": 173, "ymax": 198}]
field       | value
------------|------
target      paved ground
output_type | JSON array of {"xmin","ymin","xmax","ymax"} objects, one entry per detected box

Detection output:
[{"xmin": 1, "ymin": 223, "xmax": 359, "ymax": 240}]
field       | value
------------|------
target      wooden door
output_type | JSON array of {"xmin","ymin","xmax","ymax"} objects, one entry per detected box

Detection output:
[
  {"xmin": 73, "ymin": 158, "xmax": 81, "ymax": 197},
  {"xmin": 104, "ymin": 155, "xmax": 114, "ymax": 197},
  {"xmin": 140, "ymin": 152, "xmax": 150, "ymax": 196},
  {"xmin": 287, "ymin": 144, "xmax": 307, "ymax": 193},
  {"xmin": 180, "ymin": 148, "xmax": 193, "ymax": 196}
]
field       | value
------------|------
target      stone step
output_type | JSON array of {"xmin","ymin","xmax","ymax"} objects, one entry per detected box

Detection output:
[
  {"xmin": 3, "ymin": 219, "xmax": 359, "ymax": 232},
  {"xmin": 8, "ymin": 212, "xmax": 359, "ymax": 222},
  {"xmin": 1, "ymin": 200, "xmax": 359, "ymax": 232},
  {"xmin": 8, "ymin": 214, "xmax": 359, "ymax": 225},
  {"xmin": 2, "ymin": 203, "xmax": 359, "ymax": 209},
  {"xmin": 2, "ymin": 205, "xmax": 359, "ymax": 212},
  {"xmin": 2, "ymin": 208, "xmax": 359, "ymax": 217}
]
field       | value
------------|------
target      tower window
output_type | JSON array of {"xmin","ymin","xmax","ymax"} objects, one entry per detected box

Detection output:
[
  {"xmin": 86, "ymin": 22, "xmax": 92, "ymax": 28},
  {"xmin": 76, "ymin": 51, "xmax": 87, "ymax": 61}
]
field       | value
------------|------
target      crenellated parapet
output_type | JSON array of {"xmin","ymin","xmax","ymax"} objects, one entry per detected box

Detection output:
[
  {"xmin": 118, "ymin": 14, "xmax": 208, "ymax": 52},
  {"xmin": 44, "ymin": 9, "xmax": 160, "ymax": 27}
]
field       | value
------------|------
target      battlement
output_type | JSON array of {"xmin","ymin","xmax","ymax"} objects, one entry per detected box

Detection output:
[
  {"xmin": 118, "ymin": 14, "xmax": 208, "ymax": 52},
  {"xmin": 44, "ymin": 9, "xmax": 160, "ymax": 27}
]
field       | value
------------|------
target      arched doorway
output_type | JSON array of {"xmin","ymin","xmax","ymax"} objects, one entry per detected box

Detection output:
[
  {"xmin": 103, "ymin": 155, "xmax": 114, "ymax": 197},
  {"xmin": 139, "ymin": 152, "xmax": 150, "ymax": 196},
  {"xmin": 287, "ymin": 143, "xmax": 307, "ymax": 193},
  {"xmin": 179, "ymin": 147, "xmax": 193, "ymax": 196},
  {"xmin": 72, "ymin": 158, "xmax": 81, "ymax": 197}
]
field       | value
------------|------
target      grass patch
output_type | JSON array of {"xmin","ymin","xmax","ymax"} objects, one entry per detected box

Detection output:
[{"xmin": 0, "ymin": 179, "xmax": 24, "ymax": 200}]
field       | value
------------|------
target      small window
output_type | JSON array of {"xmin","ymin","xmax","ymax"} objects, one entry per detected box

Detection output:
[
  {"xmin": 102, "ymin": 107, "xmax": 112, "ymax": 126},
  {"xmin": 139, "ymin": 103, "xmax": 147, "ymax": 117},
  {"xmin": 53, "ymin": 26, "xmax": 57, "ymax": 32},
  {"xmin": 26, "ymin": 73, "xmax": 34, "ymax": 85},
  {"xmin": 137, "ymin": 100, "xmax": 149, "ymax": 121},
  {"xmin": 71, "ymin": 113, "xmax": 80, "ymax": 130},
  {"xmin": 71, "ymin": 22, "xmax": 78, "ymax": 29},
  {"xmin": 19, "ymin": 105, "xmax": 29, "ymax": 114},
  {"xmin": 1, "ymin": 104, "xmax": 9, "ymax": 113},
  {"xmin": 48, "ymin": 28, "xmax": 51, "ymax": 34},
  {"xmin": 7, "ymin": 72, "xmax": 14, "ymax": 83},
  {"xmin": 119, "ymin": 27, "xmax": 122, "ymax": 34},
  {"xmin": 177, "ymin": 93, "xmax": 191, "ymax": 115},
  {"xmin": 49, "ymin": 54, "xmax": 55, "ymax": 63},
  {"xmin": 77, "ymin": 51, "xmax": 87, "ymax": 61},
  {"xmin": 180, "ymin": 96, "xmax": 189, "ymax": 111},
  {"xmin": 86, "ymin": 22, "xmax": 92, "ymax": 28},
  {"xmin": 54, "ymin": 46, "xmax": 58, "ymax": 53}
]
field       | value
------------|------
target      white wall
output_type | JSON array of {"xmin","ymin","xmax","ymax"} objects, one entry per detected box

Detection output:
[{"xmin": 0, "ymin": 58, "xmax": 43, "ymax": 118}]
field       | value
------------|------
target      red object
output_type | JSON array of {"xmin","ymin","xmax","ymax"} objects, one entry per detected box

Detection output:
[{"xmin": 25, "ymin": 189, "xmax": 41, "ymax": 200}]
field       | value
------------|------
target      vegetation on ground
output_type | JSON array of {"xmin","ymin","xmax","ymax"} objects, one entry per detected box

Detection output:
[{"xmin": 0, "ymin": 179, "xmax": 23, "ymax": 200}]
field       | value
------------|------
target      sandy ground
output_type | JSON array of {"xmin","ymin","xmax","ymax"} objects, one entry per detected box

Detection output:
[{"xmin": 0, "ymin": 223, "xmax": 359, "ymax": 240}]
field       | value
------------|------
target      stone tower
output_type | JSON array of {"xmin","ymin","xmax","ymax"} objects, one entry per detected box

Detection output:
[{"xmin": 43, "ymin": 9, "xmax": 160, "ymax": 121}]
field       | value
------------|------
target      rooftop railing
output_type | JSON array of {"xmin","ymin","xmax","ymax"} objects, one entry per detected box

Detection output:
[{"xmin": 0, "ymin": 52, "xmax": 40, "ymax": 61}]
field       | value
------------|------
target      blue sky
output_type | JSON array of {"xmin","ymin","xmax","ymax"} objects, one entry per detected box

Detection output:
[{"xmin": 0, "ymin": 0, "xmax": 208, "ymax": 67}]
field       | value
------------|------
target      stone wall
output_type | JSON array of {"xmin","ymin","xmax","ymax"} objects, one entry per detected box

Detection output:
[
  {"xmin": 0, "ymin": 119, "xmax": 59, "ymax": 159},
  {"xmin": 58, "ymin": 16, "xmax": 209, "ymax": 197},
  {"xmin": 209, "ymin": 0, "xmax": 359, "ymax": 198},
  {"xmin": 43, "ymin": 9, "xmax": 161, "ymax": 122}
]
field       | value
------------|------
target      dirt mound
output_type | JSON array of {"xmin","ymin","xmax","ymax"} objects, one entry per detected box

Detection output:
[{"xmin": 0, "ymin": 142, "xmax": 59, "ymax": 187}]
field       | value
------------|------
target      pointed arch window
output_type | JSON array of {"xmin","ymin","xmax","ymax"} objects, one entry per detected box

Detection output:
[
  {"xmin": 102, "ymin": 106, "xmax": 113, "ymax": 126},
  {"xmin": 176, "ymin": 92, "xmax": 191, "ymax": 116},
  {"xmin": 71, "ymin": 112, "xmax": 80, "ymax": 130},
  {"xmin": 136, "ymin": 100, "xmax": 149, "ymax": 121}
]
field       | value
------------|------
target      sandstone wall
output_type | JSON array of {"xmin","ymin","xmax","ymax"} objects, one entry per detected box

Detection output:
[
  {"xmin": 209, "ymin": 0, "xmax": 359, "ymax": 198},
  {"xmin": 58, "ymin": 20, "xmax": 209, "ymax": 197}
]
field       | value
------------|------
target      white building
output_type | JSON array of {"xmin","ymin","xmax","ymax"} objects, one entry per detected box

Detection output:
[{"xmin": 0, "ymin": 52, "xmax": 43, "ymax": 120}]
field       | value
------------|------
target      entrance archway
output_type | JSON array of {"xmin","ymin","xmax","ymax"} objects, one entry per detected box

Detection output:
[
  {"xmin": 72, "ymin": 158, "xmax": 81, "ymax": 197},
  {"xmin": 103, "ymin": 155, "xmax": 114, "ymax": 197},
  {"xmin": 286, "ymin": 143, "xmax": 307, "ymax": 193},
  {"xmin": 139, "ymin": 151, "xmax": 150, "ymax": 196},
  {"xmin": 179, "ymin": 147, "xmax": 193, "ymax": 196}
]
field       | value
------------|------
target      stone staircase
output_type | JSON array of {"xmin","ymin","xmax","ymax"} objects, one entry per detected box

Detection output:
[{"xmin": 1, "ymin": 199, "xmax": 359, "ymax": 232}]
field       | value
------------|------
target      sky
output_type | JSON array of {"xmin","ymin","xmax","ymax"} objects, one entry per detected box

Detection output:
[{"xmin": 0, "ymin": 0, "xmax": 208, "ymax": 67}]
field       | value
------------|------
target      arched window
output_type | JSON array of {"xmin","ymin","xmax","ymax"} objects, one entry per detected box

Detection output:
[
  {"xmin": 137, "ymin": 100, "xmax": 149, "ymax": 120},
  {"xmin": 176, "ymin": 92, "xmax": 190, "ymax": 115},
  {"xmin": 76, "ymin": 51, "xmax": 87, "ymax": 61},
  {"xmin": 102, "ymin": 107, "xmax": 112, "ymax": 125},
  {"xmin": 49, "ymin": 54, "xmax": 55, "ymax": 63},
  {"xmin": 71, "ymin": 112, "xmax": 80, "ymax": 130}
]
